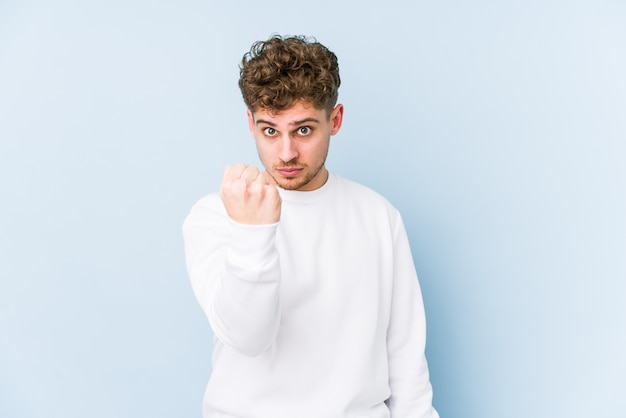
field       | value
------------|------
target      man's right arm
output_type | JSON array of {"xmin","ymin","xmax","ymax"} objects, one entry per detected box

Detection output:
[{"xmin": 182, "ymin": 164, "xmax": 282, "ymax": 356}]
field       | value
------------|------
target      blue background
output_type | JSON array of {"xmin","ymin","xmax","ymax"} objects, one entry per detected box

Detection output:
[{"xmin": 1, "ymin": 1, "xmax": 624, "ymax": 417}]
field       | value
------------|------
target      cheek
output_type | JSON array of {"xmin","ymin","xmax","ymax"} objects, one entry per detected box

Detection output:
[
  {"xmin": 309, "ymin": 139, "xmax": 330, "ymax": 159},
  {"xmin": 255, "ymin": 140, "xmax": 278, "ymax": 163}
]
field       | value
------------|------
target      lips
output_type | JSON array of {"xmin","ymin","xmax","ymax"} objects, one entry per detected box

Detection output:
[{"xmin": 276, "ymin": 167, "xmax": 303, "ymax": 177}]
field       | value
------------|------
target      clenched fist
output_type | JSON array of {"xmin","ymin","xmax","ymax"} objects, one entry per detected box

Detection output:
[{"xmin": 219, "ymin": 164, "xmax": 282, "ymax": 225}]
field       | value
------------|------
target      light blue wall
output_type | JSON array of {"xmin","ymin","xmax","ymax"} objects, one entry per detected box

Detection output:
[{"xmin": 1, "ymin": 1, "xmax": 624, "ymax": 417}]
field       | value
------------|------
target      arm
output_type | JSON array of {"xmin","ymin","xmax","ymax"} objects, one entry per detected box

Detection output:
[
  {"xmin": 386, "ymin": 213, "xmax": 439, "ymax": 418},
  {"xmin": 182, "ymin": 165, "xmax": 282, "ymax": 356}
]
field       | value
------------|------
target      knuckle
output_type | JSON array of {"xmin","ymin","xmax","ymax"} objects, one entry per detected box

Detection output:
[{"xmin": 249, "ymin": 181, "xmax": 263, "ymax": 194}]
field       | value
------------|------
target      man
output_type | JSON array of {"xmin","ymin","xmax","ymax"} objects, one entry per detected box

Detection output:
[{"xmin": 183, "ymin": 34, "xmax": 439, "ymax": 418}]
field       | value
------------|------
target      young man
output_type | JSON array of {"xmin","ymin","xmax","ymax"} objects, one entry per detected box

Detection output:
[{"xmin": 183, "ymin": 35, "xmax": 439, "ymax": 418}]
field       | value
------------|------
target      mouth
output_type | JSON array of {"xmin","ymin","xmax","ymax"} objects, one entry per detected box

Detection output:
[{"xmin": 275, "ymin": 167, "xmax": 304, "ymax": 177}]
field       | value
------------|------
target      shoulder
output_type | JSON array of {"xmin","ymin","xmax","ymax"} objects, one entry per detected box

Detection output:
[
  {"xmin": 331, "ymin": 174, "xmax": 403, "ymax": 226},
  {"xmin": 333, "ymin": 174, "xmax": 398, "ymax": 212},
  {"xmin": 189, "ymin": 192, "xmax": 224, "ymax": 213},
  {"xmin": 183, "ymin": 192, "xmax": 228, "ymax": 230}
]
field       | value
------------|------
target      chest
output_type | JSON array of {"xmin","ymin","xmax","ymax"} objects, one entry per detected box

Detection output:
[{"xmin": 275, "ymin": 201, "xmax": 395, "ymax": 316}]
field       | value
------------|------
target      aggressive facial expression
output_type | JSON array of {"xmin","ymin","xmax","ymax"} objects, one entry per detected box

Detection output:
[{"xmin": 248, "ymin": 102, "xmax": 344, "ymax": 191}]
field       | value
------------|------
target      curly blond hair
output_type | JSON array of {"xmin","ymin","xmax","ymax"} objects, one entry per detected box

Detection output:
[{"xmin": 238, "ymin": 34, "xmax": 341, "ymax": 113}]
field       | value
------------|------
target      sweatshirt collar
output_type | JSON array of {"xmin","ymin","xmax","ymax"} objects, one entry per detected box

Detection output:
[{"xmin": 278, "ymin": 172, "xmax": 336, "ymax": 203}]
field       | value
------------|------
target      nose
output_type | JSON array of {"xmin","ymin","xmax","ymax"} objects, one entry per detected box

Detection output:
[{"xmin": 278, "ymin": 135, "xmax": 298, "ymax": 163}]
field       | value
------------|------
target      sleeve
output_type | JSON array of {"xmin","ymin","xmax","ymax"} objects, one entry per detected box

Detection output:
[
  {"xmin": 386, "ymin": 211, "xmax": 439, "ymax": 418},
  {"xmin": 182, "ymin": 195, "xmax": 281, "ymax": 357}
]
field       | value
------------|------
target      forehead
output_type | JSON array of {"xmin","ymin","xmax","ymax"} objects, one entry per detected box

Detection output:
[{"xmin": 253, "ymin": 102, "xmax": 327, "ymax": 125}]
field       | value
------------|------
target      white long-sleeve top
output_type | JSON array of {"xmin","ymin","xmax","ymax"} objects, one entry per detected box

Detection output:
[{"xmin": 183, "ymin": 173, "xmax": 439, "ymax": 418}]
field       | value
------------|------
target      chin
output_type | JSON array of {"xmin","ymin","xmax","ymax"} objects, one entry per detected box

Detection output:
[{"xmin": 278, "ymin": 181, "xmax": 307, "ymax": 191}]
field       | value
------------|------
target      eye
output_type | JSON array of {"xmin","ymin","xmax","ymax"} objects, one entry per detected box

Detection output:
[
  {"xmin": 297, "ymin": 126, "xmax": 311, "ymax": 136},
  {"xmin": 263, "ymin": 127, "xmax": 277, "ymax": 136}
]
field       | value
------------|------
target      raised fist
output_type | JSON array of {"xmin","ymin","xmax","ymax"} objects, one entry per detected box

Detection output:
[{"xmin": 219, "ymin": 164, "xmax": 282, "ymax": 225}]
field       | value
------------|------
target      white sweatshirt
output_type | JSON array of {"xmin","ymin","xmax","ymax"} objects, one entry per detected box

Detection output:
[{"xmin": 183, "ymin": 173, "xmax": 438, "ymax": 418}]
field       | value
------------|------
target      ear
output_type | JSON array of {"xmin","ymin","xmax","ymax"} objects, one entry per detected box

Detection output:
[
  {"xmin": 247, "ymin": 109, "xmax": 255, "ymax": 133},
  {"xmin": 329, "ymin": 104, "xmax": 344, "ymax": 136}
]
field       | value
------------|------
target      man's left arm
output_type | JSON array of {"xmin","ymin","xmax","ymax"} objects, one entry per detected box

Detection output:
[{"xmin": 386, "ymin": 212, "xmax": 439, "ymax": 418}]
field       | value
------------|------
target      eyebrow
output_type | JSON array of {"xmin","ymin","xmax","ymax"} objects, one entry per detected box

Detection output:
[{"xmin": 255, "ymin": 117, "xmax": 321, "ymax": 127}]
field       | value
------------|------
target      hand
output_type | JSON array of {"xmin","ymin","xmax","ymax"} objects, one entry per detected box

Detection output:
[{"xmin": 219, "ymin": 164, "xmax": 282, "ymax": 225}]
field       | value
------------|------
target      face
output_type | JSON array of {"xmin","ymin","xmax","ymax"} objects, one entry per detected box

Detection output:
[{"xmin": 248, "ymin": 101, "xmax": 344, "ymax": 191}]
